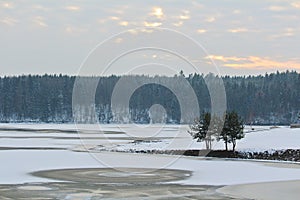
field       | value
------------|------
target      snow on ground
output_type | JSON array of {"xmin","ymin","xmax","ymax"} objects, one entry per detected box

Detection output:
[
  {"xmin": 97, "ymin": 139, "xmax": 172, "ymax": 151},
  {"xmin": 0, "ymin": 150, "xmax": 102, "ymax": 184},
  {"xmin": 1, "ymin": 124, "xmax": 300, "ymax": 186},
  {"xmin": 237, "ymin": 126, "xmax": 300, "ymax": 151},
  {"xmin": 96, "ymin": 125, "xmax": 300, "ymax": 153},
  {"xmin": 187, "ymin": 126, "xmax": 300, "ymax": 152},
  {"xmin": 213, "ymin": 126, "xmax": 300, "ymax": 152},
  {"xmin": 171, "ymin": 158, "xmax": 300, "ymax": 186},
  {"xmin": 1, "ymin": 124, "xmax": 300, "ymax": 152},
  {"xmin": 2, "ymin": 149, "xmax": 300, "ymax": 186},
  {"xmin": 91, "ymin": 125, "xmax": 300, "ymax": 152}
]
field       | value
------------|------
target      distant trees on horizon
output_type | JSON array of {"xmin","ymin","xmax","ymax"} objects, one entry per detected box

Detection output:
[{"xmin": 0, "ymin": 70, "xmax": 299, "ymax": 124}]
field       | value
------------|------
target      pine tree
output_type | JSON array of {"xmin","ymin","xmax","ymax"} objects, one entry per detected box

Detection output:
[
  {"xmin": 219, "ymin": 111, "xmax": 244, "ymax": 152},
  {"xmin": 189, "ymin": 113, "xmax": 213, "ymax": 150}
]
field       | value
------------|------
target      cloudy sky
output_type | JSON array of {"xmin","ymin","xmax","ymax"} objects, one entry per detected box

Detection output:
[{"xmin": 1, "ymin": 0, "xmax": 300, "ymax": 76}]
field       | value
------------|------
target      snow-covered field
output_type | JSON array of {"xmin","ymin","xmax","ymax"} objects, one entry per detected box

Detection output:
[
  {"xmin": 0, "ymin": 124, "xmax": 300, "ymax": 186},
  {"xmin": 104, "ymin": 126, "xmax": 300, "ymax": 152},
  {"xmin": 2, "ymin": 123, "xmax": 299, "ymax": 152},
  {"xmin": 194, "ymin": 125, "xmax": 300, "ymax": 152},
  {"xmin": 2, "ymin": 149, "xmax": 300, "ymax": 186}
]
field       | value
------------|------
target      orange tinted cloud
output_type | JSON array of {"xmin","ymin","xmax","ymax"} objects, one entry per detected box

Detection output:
[
  {"xmin": 291, "ymin": 2, "xmax": 300, "ymax": 9},
  {"xmin": 268, "ymin": 5, "xmax": 287, "ymax": 12},
  {"xmin": 150, "ymin": 7, "xmax": 164, "ymax": 19},
  {"xmin": 144, "ymin": 21, "xmax": 162, "ymax": 27},
  {"xmin": 227, "ymin": 28, "xmax": 248, "ymax": 33},
  {"xmin": 2, "ymin": 2, "xmax": 13, "ymax": 9},
  {"xmin": 179, "ymin": 10, "xmax": 190, "ymax": 20},
  {"xmin": 206, "ymin": 55, "xmax": 300, "ymax": 70},
  {"xmin": 65, "ymin": 6, "xmax": 80, "ymax": 11}
]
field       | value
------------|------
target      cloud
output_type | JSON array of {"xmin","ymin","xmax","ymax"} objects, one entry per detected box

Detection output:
[
  {"xmin": 179, "ymin": 15, "xmax": 190, "ymax": 20},
  {"xmin": 227, "ymin": 28, "xmax": 248, "ymax": 33},
  {"xmin": 2, "ymin": 2, "xmax": 13, "ymax": 9},
  {"xmin": 98, "ymin": 18, "xmax": 107, "ymax": 24},
  {"xmin": 197, "ymin": 29, "xmax": 207, "ymax": 34},
  {"xmin": 144, "ymin": 21, "xmax": 162, "ymax": 27},
  {"xmin": 128, "ymin": 28, "xmax": 154, "ymax": 35},
  {"xmin": 32, "ymin": 5, "xmax": 50, "ymax": 11},
  {"xmin": 233, "ymin": 9, "xmax": 241, "ymax": 14},
  {"xmin": 114, "ymin": 38, "xmax": 123, "ymax": 44},
  {"xmin": 172, "ymin": 11, "xmax": 190, "ymax": 27},
  {"xmin": 150, "ymin": 7, "xmax": 164, "ymax": 19},
  {"xmin": 272, "ymin": 14, "xmax": 299, "ymax": 21},
  {"xmin": 291, "ymin": 2, "xmax": 300, "ymax": 9},
  {"xmin": 0, "ymin": 17, "xmax": 18, "ymax": 26},
  {"xmin": 268, "ymin": 5, "xmax": 287, "ymax": 12},
  {"xmin": 205, "ymin": 17, "xmax": 216, "ymax": 23},
  {"xmin": 107, "ymin": 5, "xmax": 129, "ymax": 15},
  {"xmin": 65, "ymin": 26, "xmax": 87, "ymax": 34},
  {"xmin": 269, "ymin": 28, "xmax": 295, "ymax": 39},
  {"xmin": 191, "ymin": 1, "xmax": 204, "ymax": 9},
  {"xmin": 173, "ymin": 21, "xmax": 183, "ymax": 27},
  {"xmin": 179, "ymin": 10, "xmax": 190, "ymax": 20},
  {"xmin": 282, "ymin": 28, "xmax": 295, "ymax": 36},
  {"xmin": 33, "ymin": 16, "xmax": 48, "ymax": 27},
  {"xmin": 206, "ymin": 55, "xmax": 245, "ymax": 62},
  {"xmin": 65, "ymin": 26, "xmax": 73, "ymax": 33},
  {"xmin": 65, "ymin": 6, "xmax": 80, "ymax": 11},
  {"xmin": 119, "ymin": 21, "xmax": 129, "ymax": 26},
  {"xmin": 206, "ymin": 55, "xmax": 300, "ymax": 70},
  {"xmin": 110, "ymin": 16, "xmax": 120, "ymax": 21}
]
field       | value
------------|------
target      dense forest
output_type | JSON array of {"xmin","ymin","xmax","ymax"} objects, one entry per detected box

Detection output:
[{"xmin": 0, "ymin": 71, "xmax": 299, "ymax": 124}]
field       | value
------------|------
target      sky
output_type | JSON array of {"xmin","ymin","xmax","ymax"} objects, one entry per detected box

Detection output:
[{"xmin": 1, "ymin": 0, "xmax": 300, "ymax": 76}]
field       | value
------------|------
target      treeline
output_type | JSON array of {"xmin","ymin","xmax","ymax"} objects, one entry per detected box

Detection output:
[{"xmin": 0, "ymin": 71, "xmax": 299, "ymax": 124}]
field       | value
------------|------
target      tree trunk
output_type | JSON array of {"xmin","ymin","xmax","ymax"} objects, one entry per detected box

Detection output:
[
  {"xmin": 225, "ymin": 141, "xmax": 228, "ymax": 151},
  {"xmin": 205, "ymin": 140, "xmax": 209, "ymax": 150},
  {"xmin": 232, "ymin": 141, "xmax": 236, "ymax": 152}
]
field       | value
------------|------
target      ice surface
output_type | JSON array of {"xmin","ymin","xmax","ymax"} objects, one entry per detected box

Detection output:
[{"xmin": 1, "ymin": 124, "xmax": 300, "ymax": 186}]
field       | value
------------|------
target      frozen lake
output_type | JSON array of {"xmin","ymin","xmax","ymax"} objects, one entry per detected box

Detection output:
[{"xmin": 0, "ymin": 124, "xmax": 300, "ymax": 199}]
